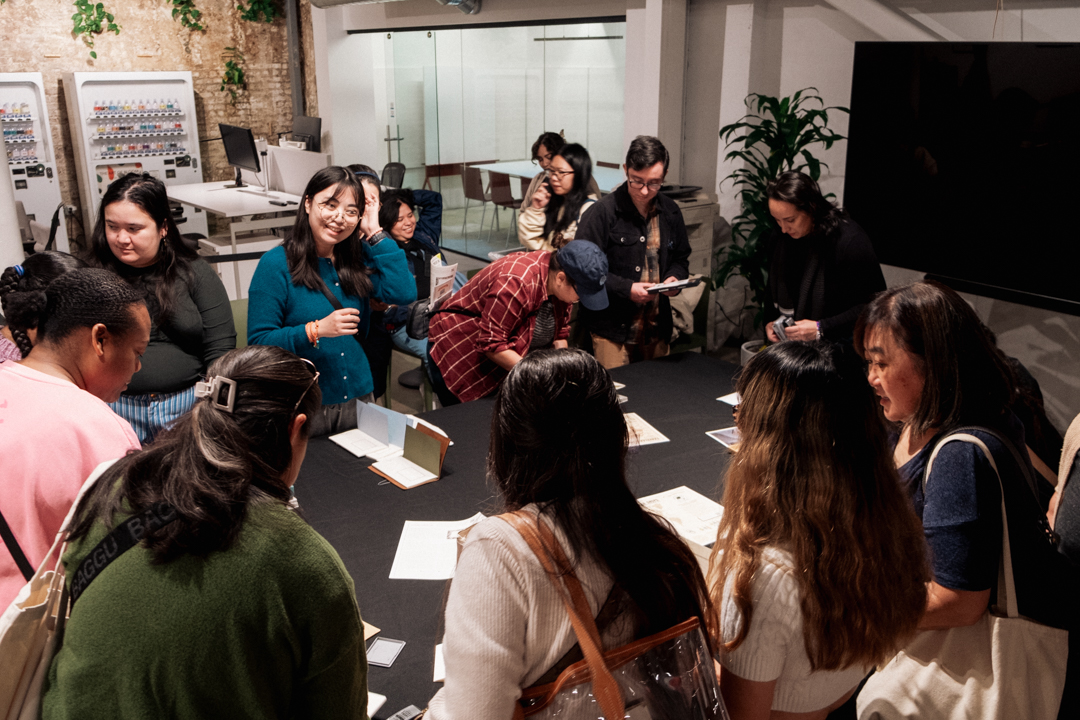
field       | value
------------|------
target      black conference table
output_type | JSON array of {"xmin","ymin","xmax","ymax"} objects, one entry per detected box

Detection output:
[{"xmin": 296, "ymin": 351, "xmax": 741, "ymax": 718}]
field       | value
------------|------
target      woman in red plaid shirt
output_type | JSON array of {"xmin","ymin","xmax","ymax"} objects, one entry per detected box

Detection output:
[{"xmin": 428, "ymin": 240, "xmax": 608, "ymax": 405}]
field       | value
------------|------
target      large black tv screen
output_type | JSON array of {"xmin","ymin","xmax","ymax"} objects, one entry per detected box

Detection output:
[{"xmin": 844, "ymin": 42, "xmax": 1080, "ymax": 314}]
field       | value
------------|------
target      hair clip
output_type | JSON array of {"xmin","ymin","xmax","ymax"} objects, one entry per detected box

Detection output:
[
  {"xmin": 194, "ymin": 376, "xmax": 237, "ymax": 413},
  {"xmin": 13, "ymin": 264, "xmax": 24, "ymax": 278},
  {"xmin": 353, "ymin": 170, "xmax": 380, "ymax": 183}
]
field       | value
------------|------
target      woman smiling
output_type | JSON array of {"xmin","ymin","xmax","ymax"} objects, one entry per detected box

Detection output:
[{"xmin": 247, "ymin": 166, "xmax": 416, "ymax": 436}]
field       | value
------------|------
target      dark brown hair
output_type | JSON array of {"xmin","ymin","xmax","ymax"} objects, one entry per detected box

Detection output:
[
  {"xmin": 766, "ymin": 171, "xmax": 848, "ymax": 238},
  {"xmin": 0, "ymin": 251, "xmax": 87, "ymax": 357},
  {"xmin": 625, "ymin": 135, "xmax": 669, "ymax": 174},
  {"xmin": 67, "ymin": 345, "xmax": 322, "ymax": 563},
  {"xmin": 490, "ymin": 348, "xmax": 713, "ymax": 641},
  {"xmin": 854, "ymin": 280, "xmax": 1016, "ymax": 435},
  {"xmin": 85, "ymin": 172, "xmax": 196, "ymax": 324},
  {"xmin": 710, "ymin": 340, "xmax": 929, "ymax": 670},
  {"xmin": 531, "ymin": 131, "xmax": 565, "ymax": 163},
  {"xmin": 284, "ymin": 166, "xmax": 373, "ymax": 298}
]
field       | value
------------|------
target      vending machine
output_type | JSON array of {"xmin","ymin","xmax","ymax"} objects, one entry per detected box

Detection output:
[
  {"xmin": 63, "ymin": 71, "xmax": 208, "ymax": 238},
  {"xmin": 1, "ymin": 72, "xmax": 69, "ymax": 252}
]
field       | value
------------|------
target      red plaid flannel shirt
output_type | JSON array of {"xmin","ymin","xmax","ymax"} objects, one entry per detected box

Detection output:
[{"xmin": 429, "ymin": 251, "xmax": 571, "ymax": 402}]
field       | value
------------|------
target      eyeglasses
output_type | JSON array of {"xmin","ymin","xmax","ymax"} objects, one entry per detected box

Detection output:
[
  {"xmin": 627, "ymin": 178, "xmax": 664, "ymax": 191},
  {"xmin": 293, "ymin": 358, "xmax": 321, "ymax": 413},
  {"xmin": 548, "ymin": 168, "xmax": 574, "ymax": 179},
  {"xmin": 317, "ymin": 200, "xmax": 360, "ymax": 221}
]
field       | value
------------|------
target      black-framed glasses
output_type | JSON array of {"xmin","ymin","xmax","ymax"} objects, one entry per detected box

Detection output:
[
  {"xmin": 293, "ymin": 358, "xmax": 321, "ymax": 413},
  {"xmin": 548, "ymin": 168, "xmax": 574, "ymax": 179},
  {"xmin": 627, "ymin": 178, "xmax": 664, "ymax": 191}
]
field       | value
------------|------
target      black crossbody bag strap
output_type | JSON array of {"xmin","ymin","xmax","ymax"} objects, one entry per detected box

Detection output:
[
  {"xmin": 0, "ymin": 506, "xmax": 34, "ymax": 581},
  {"xmin": 69, "ymin": 502, "xmax": 180, "ymax": 605}
]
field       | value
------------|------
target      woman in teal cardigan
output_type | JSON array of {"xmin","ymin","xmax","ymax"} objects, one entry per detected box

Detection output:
[{"xmin": 248, "ymin": 166, "xmax": 416, "ymax": 435}]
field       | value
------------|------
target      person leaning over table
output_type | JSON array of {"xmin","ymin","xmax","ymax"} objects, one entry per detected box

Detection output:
[
  {"xmin": 0, "ymin": 268, "xmax": 147, "ymax": 610},
  {"xmin": 762, "ymin": 171, "xmax": 885, "ymax": 344},
  {"xmin": 41, "ymin": 346, "xmax": 369, "ymax": 720},
  {"xmin": 425, "ymin": 348, "xmax": 713, "ymax": 720},
  {"xmin": 574, "ymin": 135, "xmax": 690, "ymax": 369},
  {"xmin": 517, "ymin": 143, "xmax": 599, "ymax": 252},
  {"xmin": 854, "ymin": 280, "xmax": 1078, "ymax": 717},
  {"xmin": 84, "ymin": 172, "xmax": 236, "ymax": 443},
  {"xmin": 427, "ymin": 240, "xmax": 609, "ymax": 406},
  {"xmin": 247, "ymin": 166, "xmax": 416, "ymax": 437}
]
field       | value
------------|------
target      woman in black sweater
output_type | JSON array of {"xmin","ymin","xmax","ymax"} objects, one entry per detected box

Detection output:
[{"xmin": 762, "ymin": 171, "xmax": 885, "ymax": 344}]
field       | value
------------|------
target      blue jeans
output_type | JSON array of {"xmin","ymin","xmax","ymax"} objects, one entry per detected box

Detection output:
[{"xmin": 390, "ymin": 324, "xmax": 429, "ymax": 377}]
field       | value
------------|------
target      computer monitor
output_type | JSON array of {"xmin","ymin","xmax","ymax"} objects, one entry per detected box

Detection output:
[
  {"xmin": 219, "ymin": 123, "xmax": 260, "ymax": 187},
  {"xmin": 292, "ymin": 116, "xmax": 322, "ymax": 152}
]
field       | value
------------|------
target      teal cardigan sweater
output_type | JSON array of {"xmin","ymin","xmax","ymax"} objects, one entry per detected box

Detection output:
[
  {"xmin": 42, "ymin": 501, "xmax": 368, "ymax": 720},
  {"xmin": 247, "ymin": 238, "xmax": 416, "ymax": 403}
]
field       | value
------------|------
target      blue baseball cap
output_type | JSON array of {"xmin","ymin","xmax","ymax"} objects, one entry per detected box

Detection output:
[{"xmin": 556, "ymin": 240, "xmax": 608, "ymax": 311}]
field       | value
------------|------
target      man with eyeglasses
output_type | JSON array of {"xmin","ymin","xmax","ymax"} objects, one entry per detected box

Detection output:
[{"xmin": 575, "ymin": 135, "xmax": 690, "ymax": 369}]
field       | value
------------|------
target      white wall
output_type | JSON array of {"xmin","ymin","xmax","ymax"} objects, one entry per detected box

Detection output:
[{"xmin": 682, "ymin": 0, "xmax": 1080, "ymax": 431}]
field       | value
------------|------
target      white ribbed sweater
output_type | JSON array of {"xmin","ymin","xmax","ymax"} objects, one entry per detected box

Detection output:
[
  {"xmin": 425, "ymin": 509, "xmax": 631, "ymax": 720},
  {"xmin": 718, "ymin": 546, "xmax": 870, "ymax": 713}
]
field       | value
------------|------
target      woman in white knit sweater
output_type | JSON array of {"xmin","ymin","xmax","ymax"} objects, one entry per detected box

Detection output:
[
  {"xmin": 518, "ymin": 143, "xmax": 600, "ymax": 252},
  {"xmin": 426, "ymin": 348, "xmax": 712, "ymax": 720},
  {"xmin": 709, "ymin": 341, "xmax": 930, "ymax": 720}
]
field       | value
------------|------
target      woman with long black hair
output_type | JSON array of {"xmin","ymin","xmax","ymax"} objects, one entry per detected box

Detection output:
[
  {"xmin": 762, "ymin": 170, "xmax": 884, "ymax": 344},
  {"xmin": 425, "ymin": 348, "xmax": 712, "ymax": 719},
  {"xmin": 42, "ymin": 345, "xmax": 369, "ymax": 719},
  {"xmin": 518, "ymin": 143, "xmax": 599, "ymax": 252},
  {"xmin": 247, "ymin": 166, "xmax": 416, "ymax": 435},
  {"xmin": 84, "ymin": 173, "xmax": 235, "ymax": 442}
]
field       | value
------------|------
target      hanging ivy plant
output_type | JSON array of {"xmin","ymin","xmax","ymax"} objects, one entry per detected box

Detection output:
[
  {"xmin": 71, "ymin": 0, "xmax": 121, "ymax": 59},
  {"xmin": 171, "ymin": 0, "xmax": 203, "ymax": 31},
  {"xmin": 237, "ymin": 0, "xmax": 278, "ymax": 23},
  {"xmin": 220, "ymin": 47, "xmax": 246, "ymax": 105}
]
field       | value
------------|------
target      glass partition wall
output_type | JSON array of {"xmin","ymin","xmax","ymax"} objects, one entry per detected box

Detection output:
[{"xmin": 377, "ymin": 21, "xmax": 626, "ymax": 259}]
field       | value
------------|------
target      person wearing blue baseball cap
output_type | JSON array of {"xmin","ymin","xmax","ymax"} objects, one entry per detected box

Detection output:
[{"xmin": 427, "ymin": 240, "xmax": 608, "ymax": 405}]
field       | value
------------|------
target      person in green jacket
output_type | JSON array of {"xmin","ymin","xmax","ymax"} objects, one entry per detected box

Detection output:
[{"xmin": 42, "ymin": 345, "xmax": 369, "ymax": 720}]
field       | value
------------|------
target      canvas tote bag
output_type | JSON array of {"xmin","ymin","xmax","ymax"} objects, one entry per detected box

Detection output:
[
  {"xmin": 501, "ymin": 511, "xmax": 728, "ymax": 720},
  {"xmin": 857, "ymin": 434, "xmax": 1068, "ymax": 720},
  {"xmin": 0, "ymin": 459, "xmax": 116, "ymax": 720}
]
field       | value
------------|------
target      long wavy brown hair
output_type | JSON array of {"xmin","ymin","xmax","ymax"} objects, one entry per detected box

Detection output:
[{"xmin": 708, "ymin": 341, "xmax": 929, "ymax": 670}]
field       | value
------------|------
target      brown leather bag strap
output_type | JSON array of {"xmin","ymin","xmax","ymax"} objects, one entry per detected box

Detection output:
[{"xmin": 502, "ymin": 511, "xmax": 625, "ymax": 719}]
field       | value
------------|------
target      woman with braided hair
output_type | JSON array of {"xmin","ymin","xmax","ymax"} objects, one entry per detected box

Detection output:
[
  {"xmin": 0, "ymin": 267, "xmax": 148, "ymax": 609},
  {"xmin": 0, "ymin": 251, "xmax": 87, "ymax": 361}
]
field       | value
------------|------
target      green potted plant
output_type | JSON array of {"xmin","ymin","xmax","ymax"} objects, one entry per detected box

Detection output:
[{"xmin": 712, "ymin": 88, "xmax": 848, "ymax": 362}]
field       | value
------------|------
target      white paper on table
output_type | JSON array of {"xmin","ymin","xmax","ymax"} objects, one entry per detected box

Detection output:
[
  {"xmin": 388, "ymin": 512, "xmax": 487, "ymax": 580},
  {"xmin": 613, "ymin": 382, "xmax": 626, "ymax": 390},
  {"xmin": 328, "ymin": 429, "xmax": 386, "ymax": 458},
  {"xmin": 368, "ymin": 692, "xmax": 387, "ymax": 717},
  {"xmin": 372, "ymin": 455, "xmax": 437, "ymax": 488},
  {"xmin": 717, "ymin": 392, "xmax": 741, "ymax": 405},
  {"xmin": 639, "ymin": 486, "xmax": 724, "ymax": 547},
  {"xmin": 706, "ymin": 426, "xmax": 741, "ymax": 450},
  {"xmin": 623, "ymin": 412, "xmax": 669, "ymax": 447},
  {"xmin": 433, "ymin": 643, "xmax": 446, "ymax": 683},
  {"xmin": 329, "ymin": 402, "xmax": 408, "ymax": 460}
]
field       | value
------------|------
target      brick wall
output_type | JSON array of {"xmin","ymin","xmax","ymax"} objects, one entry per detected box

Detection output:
[{"xmin": 0, "ymin": 0, "xmax": 317, "ymax": 246}]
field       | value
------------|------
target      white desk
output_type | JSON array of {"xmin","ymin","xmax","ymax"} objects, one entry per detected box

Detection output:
[
  {"xmin": 167, "ymin": 181, "xmax": 301, "ymax": 297},
  {"xmin": 472, "ymin": 161, "xmax": 626, "ymax": 194}
]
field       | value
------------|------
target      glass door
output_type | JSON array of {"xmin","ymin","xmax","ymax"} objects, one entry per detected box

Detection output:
[{"xmin": 385, "ymin": 31, "xmax": 440, "ymax": 191}]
